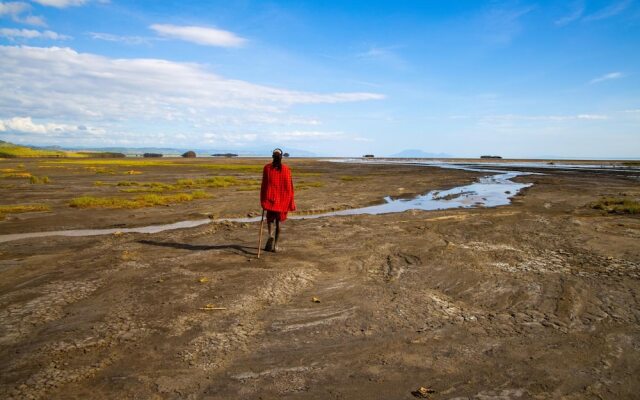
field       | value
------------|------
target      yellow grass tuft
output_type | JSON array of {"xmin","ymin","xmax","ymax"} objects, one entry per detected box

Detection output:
[
  {"xmin": 0, "ymin": 204, "xmax": 51, "ymax": 220},
  {"xmin": 29, "ymin": 175, "xmax": 50, "ymax": 184},
  {"xmin": 339, "ymin": 175, "xmax": 365, "ymax": 181},
  {"xmin": 45, "ymin": 159, "xmax": 264, "ymax": 172},
  {"xmin": 69, "ymin": 190, "xmax": 211, "ymax": 209},
  {"xmin": 2, "ymin": 172, "xmax": 32, "ymax": 179}
]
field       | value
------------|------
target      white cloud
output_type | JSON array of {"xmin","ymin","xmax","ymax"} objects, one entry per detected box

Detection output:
[
  {"xmin": 589, "ymin": 71, "xmax": 624, "ymax": 84},
  {"xmin": 555, "ymin": 2, "xmax": 584, "ymax": 26},
  {"xmin": 356, "ymin": 45, "xmax": 407, "ymax": 70},
  {"xmin": 19, "ymin": 14, "xmax": 45, "ymax": 25},
  {"xmin": 0, "ymin": 1, "xmax": 45, "ymax": 26},
  {"xmin": 583, "ymin": 0, "xmax": 632, "ymax": 22},
  {"xmin": 89, "ymin": 32, "xmax": 152, "ymax": 45},
  {"xmin": 481, "ymin": 6, "xmax": 535, "ymax": 45},
  {"xmin": 203, "ymin": 132, "xmax": 259, "ymax": 146},
  {"xmin": 0, "ymin": 116, "xmax": 104, "ymax": 136},
  {"xmin": 0, "ymin": 28, "xmax": 70, "ymax": 40},
  {"xmin": 270, "ymin": 130, "xmax": 344, "ymax": 141},
  {"xmin": 481, "ymin": 114, "xmax": 609, "ymax": 123},
  {"xmin": 0, "ymin": 45, "xmax": 383, "ymax": 145},
  {"xmin": 31, "ymin": 0, "xmax": 86, "ymax": 8},
  {"xmin": 149, "ymin": 24, "xmax": 247, "ymax": 47},
  {"xmin": 0, "ymin": 1, "xmax": 29, "ymax": 15},
  {"xmin": 0, "ymin": 45, "xmax": 383, "ymax": 121}
]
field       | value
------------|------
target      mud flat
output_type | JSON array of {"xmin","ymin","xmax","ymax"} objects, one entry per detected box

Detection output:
[{"xmin": 1, "ymin": 158, "xmax": 639, "ymax": 399}]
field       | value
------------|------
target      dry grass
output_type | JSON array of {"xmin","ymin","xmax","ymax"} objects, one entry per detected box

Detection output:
[
  {"xmin": 2, "ymin": 172, "xmax": 32, "ymax": 179},
  {"xmin": 0, "ymin": 142, "xmax": 89, "ymax": 158},
  {"xmin": 592, "ymin": 197, "xmax": 640, "ymax": 214},
  {"xmin": 29, "ymin": 175, "xmax": 50, "ymax": 184},
  {"xmin": 69, "ymin": 191, "xmax": 211, "ymax": 209},
  {"xmin": 339, "ymin": 175, "xmax": 365, "ymax": 181},
  {"xmin": 0, "ymin": 204, "xmax": 51, "ymax": 220},
  {"xmin": 296, "ymin": 181, "xmax": 324, "ymax": 190},
  {"xmin": 46, "ymin": 159, "xmax": 264, "ymax": 173},
  {"xmin": 91, "ymin": 176, "xmax": 260, "ymax": 193}
]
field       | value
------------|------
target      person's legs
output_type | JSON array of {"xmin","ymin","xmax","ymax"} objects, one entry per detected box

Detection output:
[
  {"xmin": 264, "ymin": 212, "xmax": 275, "ymax": 251},
  {"xmin": 273, "ymin": 217, "xmax": 281, "ymax": 252}
]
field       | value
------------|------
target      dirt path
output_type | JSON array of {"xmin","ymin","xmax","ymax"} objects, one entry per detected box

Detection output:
[{"xmin": 1, "ymin": 161, "xmax": 639, "ymax": 399}]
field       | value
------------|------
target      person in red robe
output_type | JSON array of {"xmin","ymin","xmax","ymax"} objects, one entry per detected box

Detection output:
[{"xmin": 260, "ymin": 148, "xmax": 295, "ymax": 252}]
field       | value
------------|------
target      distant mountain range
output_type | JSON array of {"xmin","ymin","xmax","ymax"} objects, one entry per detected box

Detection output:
[
  {"xmin": 389, "ymin": 149, "xmax": 453, "ymax": 158},
  {"xmin": 30, "ymin": 144, "xmax": 317, "ymax": 157}
]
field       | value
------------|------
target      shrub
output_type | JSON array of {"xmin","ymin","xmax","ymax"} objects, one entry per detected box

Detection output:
[{"xmin": 592, "ymin": 197, "xmax": 640, "ymax": 214}]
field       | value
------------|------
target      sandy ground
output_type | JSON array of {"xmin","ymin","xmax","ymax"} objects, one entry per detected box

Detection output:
[{"xmin": 1, "ymin": 158, "xmax": 639, "ymax": 399}]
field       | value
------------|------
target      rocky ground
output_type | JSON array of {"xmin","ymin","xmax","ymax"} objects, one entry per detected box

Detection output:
[{"xmin": 0, "ymin": 159, "xmax": 639, "ymax": 399}]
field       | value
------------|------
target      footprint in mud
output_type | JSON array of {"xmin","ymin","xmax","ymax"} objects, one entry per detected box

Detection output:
[{"xmin": 381, "ymin": 252, "xmax": 421, "ymax": 281}]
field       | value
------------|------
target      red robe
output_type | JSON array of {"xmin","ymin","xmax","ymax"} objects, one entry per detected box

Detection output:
[{"xmin": 260, "ymin": 163, "xmax": 295, "ymax": 221}]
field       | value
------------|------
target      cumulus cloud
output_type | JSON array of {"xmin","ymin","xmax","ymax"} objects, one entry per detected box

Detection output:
[
  {"xmin": 589, "ymin": 71, "xmax": 624, "ymax": 84},
  {"xmin": 0, "ymin": 116, "xmax": 104, "ymax": 136},
  {"xmin": 0, "ymin": 1, "xmax": 29, "ymax": 15},
  {"xmin": 0, "ymin": 45, "xmax": 383, "ymax": 121},
  {"xmin": 0, "ymin": 45, "xmax": 383, "ymax": 145},
  {"xmin": 31, "ymin": 0, "xmax": 87, "ymax": 7},
  {"xmin": 0, "ymin": 1, "xmax": 46, "ymax": 26},
  {"xmin": 0, "ymin": 28, "xmax": 70, "ymax": 40},
  {"xmin": 149, "ymin": 24, "xmax": 247, "ymax": 47}
]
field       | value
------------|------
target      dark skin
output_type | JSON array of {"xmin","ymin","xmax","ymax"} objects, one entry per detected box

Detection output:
[{"xmin": 267, "ymin": 217, "xmax": 280, "ymax": 252}]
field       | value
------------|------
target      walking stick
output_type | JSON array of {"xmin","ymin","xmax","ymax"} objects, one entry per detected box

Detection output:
[{"xmin": 257, "ymin": 209, "xmax": 265, "ymax": 259}]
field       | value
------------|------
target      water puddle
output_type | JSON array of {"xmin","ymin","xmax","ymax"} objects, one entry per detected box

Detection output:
[{"xmin": 0, "ymin": 162, "xmax": 531, "ymax": 244}]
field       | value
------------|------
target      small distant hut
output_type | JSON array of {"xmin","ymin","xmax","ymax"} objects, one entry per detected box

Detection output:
[
  {"xmin": 480, "ymin": 155, "xmax": 502, "ymax": 159},
  {"xmin": 143, "ymin": 153, "xmax": 163, "ymax": 158},
  {"xmin": 182, "ymin": 151, "xmax": 196, "ymax": 158},
  {"xmin": 363, "ymin": 154, "xmax": 375, "ymax": 158},
  {"xmin": 283, "ymin": 152, "xmax": 290, "ymax": 158}
]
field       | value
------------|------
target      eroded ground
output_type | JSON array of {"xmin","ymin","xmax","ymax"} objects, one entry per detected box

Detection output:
[{"xmin": 1, "ymin": 158, "xmax": 639, "ymax": 400}]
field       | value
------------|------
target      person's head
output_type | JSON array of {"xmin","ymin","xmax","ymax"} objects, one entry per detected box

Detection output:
[{"xmin": 272, "ymin": 148, "xmax": 283, "ymax": 170}]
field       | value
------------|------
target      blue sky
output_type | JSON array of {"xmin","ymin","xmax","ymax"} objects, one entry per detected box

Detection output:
[{"xmin": 0, "ymin": 0, "xmax": 639, "ymax": 157}]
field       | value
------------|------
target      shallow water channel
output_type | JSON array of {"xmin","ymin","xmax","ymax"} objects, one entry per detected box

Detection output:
[{"xmin": 0, "ymin": 162, "xmax": 532, "ymax": 243}]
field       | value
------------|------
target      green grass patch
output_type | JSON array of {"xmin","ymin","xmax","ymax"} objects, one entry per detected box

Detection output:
[
  {"xmin": 236, "ymin": 185, "xmax": 261, "ymax": 191},
  {"xmin": 105, "ymin": 176, "xmax": 261, "ymax": 193},
  {"xmin": 296, "ymin": 181, "xmax": 324, "ymax": 190},
  {"xmin": 45, "ymin": 159, "xmax": 264, "ymax": 173},
  {"xmin": 339, "ymin": 175, "xmax": 365, "ymax": 181},
  {"xmin": 622, "ymin": 161, "xmax": 640, "ymax": 166},
  {"xmin": 69, "ymin": 191, "xmax": 211, "ymax": 209},
  {"xmin": 0, "ymin": 204, "xmax": 51, "ymax": 220},
  {"xmin": 29, "ymin": 175, "xmax": 50, "ymax": 184},
  {"xmin": 0, "ymin": 142, "xmax": 90, "ymax": 158},
  {"xmin": 2, "ymin": 172, "xmax": 32, "ymax": 179},
  {"xmin": 592, "ymin": 197, "xmax": 640, "ymax": 214}
]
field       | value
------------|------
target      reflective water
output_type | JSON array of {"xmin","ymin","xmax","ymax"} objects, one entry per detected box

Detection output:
[{"xmin": 0, "ymin": 162, "xmax": 531, "ymax": 243}]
